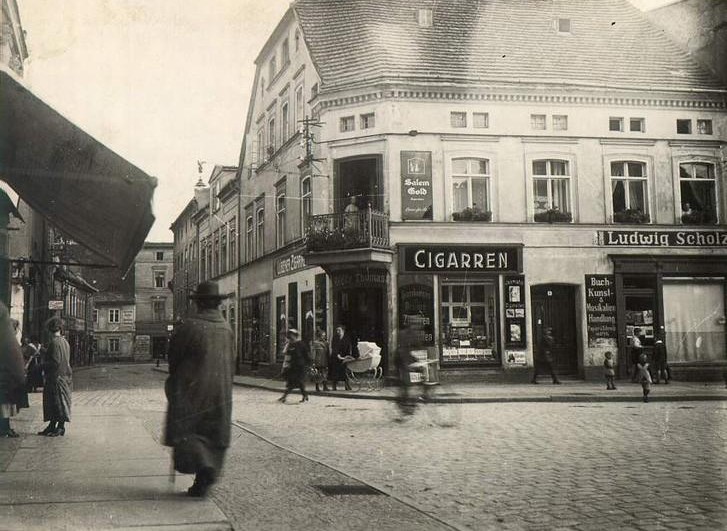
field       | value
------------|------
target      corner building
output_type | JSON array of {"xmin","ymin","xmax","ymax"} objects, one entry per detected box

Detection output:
[{"xmin": 238, "ymin": 0, "xmax": 727, "ymax": 381}]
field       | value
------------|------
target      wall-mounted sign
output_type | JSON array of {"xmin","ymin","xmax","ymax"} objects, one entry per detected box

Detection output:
[
  {"xmin": 597, "ymin": 230, "xmax": 727, "ymax": 247},
  {"xmin": 400, "ymin": 245, "xmax": 521, "ymax": 273},
  {"xmin": 504, "ymin": 275, "xmax": 527, "ymax": 348},
  {"xmin": 135, "ymin": 335, "xmax": 150, "ymax": 356},
  {"xmin": 401, "ymin": 151, "xmax": 433, "ymax": 220},
  {"xmin": 122, "ymin": 309, "xmax": 134, "ymax": 323},
  {"xmin": 48, "ymin": 300, "xmax": 64, "ymax": 310},
  {"xmin": 585, "ymin": 274, "xmax": 617, "ymax": 347},
  {"xmin": 332, "ymin": 269, "xmax": 388, "ymax": 289},
  {"xmin": 506, "ymin": 351, "xmax": 527, "ymax": 365},
  {"xmin": 274, "ymin": 250, "xmax": 308, "ymax": 277}
]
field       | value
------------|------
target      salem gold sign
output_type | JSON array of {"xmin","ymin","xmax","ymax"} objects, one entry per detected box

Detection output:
[{"xmin": 598, "ymin": 230, "xmax": 727, "ymax": 247}]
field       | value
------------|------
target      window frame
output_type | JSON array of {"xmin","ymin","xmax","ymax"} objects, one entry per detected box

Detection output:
[
  {"xmin": 340, "ymin": 115, "xmax": 355, "ymax": 132},
  {"xmin": 255, "ymin": 199, "xmax": 265, "ymax": 258},
  {"xmin": 301, "ymin": 175, "xmax": 312, "ymax": 233},
  {"xmin": 696, "ymin": 119, "xmax": 713, "ymax": 135},
  {"xmin": 609, "ymin": 117, "xmax": 624, "ymax": 132},
  {"xmin": 276, "ymin": 181, "xmax": 287, "ymax": 248},
  {"xmin": 281, "ymin": 101, "xmax": 290, "ymax": 142},
  {"xmin": 608, "ymin": 159, "xmax": 650, "ymax": 223},
  {"xmin": 473, "ymin": 112, "xmax": 489, "ymax": 129},
  {"xmin": 245, "ymin": 210, "xmax": 254, "ymax": 262},
  {"xmin": 450, "ymin": 111, "xmax": 467, "ymax": 128},
  {"xmin": 528, "ymin": 156, "xmax": 574, "ymax": 222},
  {"xmin": 530, "ymin": 114, "xmax": 546, "ymax": 130},
  {"xmin": 154, "ymin": 270, "xmax": 166, "ymax": 289},
  {"xmin": 676, "ymin": 160, "xmax": 719, "ymax": 224},
  {"xmin": 108, "ymin": 309, "xmax": 120, "ymax": 324},
  {"xmin": 629, "ymin": 118, "xmax": 645, "ymax": 133},
  {"xmin": 676, "ymin": 119, "xmax": 692, "ymax": 134},
  {"xmin": 360, "ymin": 113, "xmax": 375, "ymax": 130},
  {"xmin": 108, "ymin": 338, "xmax": 120, "ymax": 353},
  {"xmin": 552, "ymin": 115, "xmax": 568, "ymax": 131},
  {"xmin": 450, "ymin": 157, "xmax": 492, "ymax": 218}
]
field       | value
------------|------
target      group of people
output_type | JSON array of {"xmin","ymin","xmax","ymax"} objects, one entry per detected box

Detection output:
[
  {"xmin": 0, "ymin": 301, "xmax": 73, "ymax": 438},
  {"xmin": 278, "ymin": 324, "xmax": 359, "ymax": 403}
]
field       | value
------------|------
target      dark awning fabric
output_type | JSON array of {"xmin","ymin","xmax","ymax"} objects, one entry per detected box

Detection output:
[{"xmin": 0, "ymin": 70, "xmax": 156, "ymax": 274}]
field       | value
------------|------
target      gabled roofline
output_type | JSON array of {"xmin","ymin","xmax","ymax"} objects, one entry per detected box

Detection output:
[
  {"xmin": 254, "ymin": 6, "xmax": 296, "ymax": 66},
  {"xmin": 170, "ymin": 197, "xmax": 199, "ymax": 230}
]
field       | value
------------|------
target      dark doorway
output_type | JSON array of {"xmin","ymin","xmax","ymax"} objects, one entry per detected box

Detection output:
[
  {"xmin": 335, "ymin": 156, "xmax": 383, "ymax": 213},
  {"xmin": 152, "ymin": 336, "xmax": 168, "ymax": 360},
  {"xmin": 275, "ymin": 296, "xmax": 287, "ymax": 362},
  {"xmin": 530, "ymin": 285, "xmax": 578, "ymax": 374},
  {"xmin": 334, "ymin": 285, "xmax": 387, "ymax": 371},
  {"xmin": 301, "ymin": 290, "xmax": 314, "ymax": 344}
]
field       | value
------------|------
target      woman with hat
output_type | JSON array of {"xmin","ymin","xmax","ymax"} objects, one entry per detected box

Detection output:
[
  {"xmin": 37, "ymin": 317, "xmax": 72, "ymax": 437},
  {"xmin": 278, "ymin": 328, "xmax": 311, "ymax": 403},
  {"xmin": 163, "ymin": 280, "xmax": 235, "ymax": 497},
  {"xmin": 0, "ymin": 302, "xmax": 28, "ymax": 437}
]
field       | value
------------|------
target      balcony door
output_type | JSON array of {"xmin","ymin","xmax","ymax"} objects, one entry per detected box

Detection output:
[{"xmin": 335, "ymin": 156, "xmax": 383, "ymax": 213}]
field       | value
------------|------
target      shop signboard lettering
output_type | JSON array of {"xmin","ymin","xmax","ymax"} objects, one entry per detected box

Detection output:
[
  {"xmin": 504, "ymin": 276, "xmax": 526, "ymax": 348},
  {"xmin": 400, "ymin": 245, "xmax": 521, "ymax": 273},
  {"xmin": 332, "ymin": 269, "xmax": 388, "ymax": 288},
  {"xmin": 273, "ymin": 249, "xmax": 308, "ymax": 277},
  {"xmin": 597, "ymin": 230, "xmax": 727, "ymax": 247},
  {"xmin": 400, "ymin": 151, "xmax": 433, "ymax": 220},
  {"xmin": 135, "ymin": 335, "xmax": 150, "ymax": 356},
  {"xmin": 585, "ymin": 274, "xmax": 617, "ymax": 347},
  {"xmin": 398, "ymin": 282, "xmax": 435, "ymax": 347}
]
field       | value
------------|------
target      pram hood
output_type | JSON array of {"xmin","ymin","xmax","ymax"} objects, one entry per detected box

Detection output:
[{"xmin": 356, "ymin": 341, "xmax": 381, "ymax": 359}]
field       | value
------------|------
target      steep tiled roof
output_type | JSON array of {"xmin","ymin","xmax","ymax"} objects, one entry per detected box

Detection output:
[{"xmin": 294, "ymin": 0, "xmax": 726, "ymax": 93}]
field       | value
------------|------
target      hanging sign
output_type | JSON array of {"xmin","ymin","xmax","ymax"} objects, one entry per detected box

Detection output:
[
  {"xmin": 400, "ymin": 151, "xmax": 433, "ymax": 220},
  {"xmin": 585, "ymin": 274, "xmax": 617, "ymax": 347}
]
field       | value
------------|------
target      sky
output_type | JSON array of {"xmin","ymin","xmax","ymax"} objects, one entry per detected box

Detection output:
[{"xmin": 17, "ymin": 0, "xmax": 679, "ymax": 242}]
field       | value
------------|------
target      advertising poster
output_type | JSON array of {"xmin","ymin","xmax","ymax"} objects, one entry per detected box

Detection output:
[
  {"xmin": 400, "ymin": 151, "xmax": 433, "ymax": 220},
  {"xmin": 504, "ymin": 275, "xmax": 527, "ymax": 348},
  {"xmin": 585, "ymin": 274, "xmax": 617, "ymax": 347}
]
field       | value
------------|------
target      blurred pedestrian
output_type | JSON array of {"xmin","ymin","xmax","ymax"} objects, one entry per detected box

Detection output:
[
  {"xmin": 278, "ymin": 329, "xmax": 311, "ymax": 403},
  {"xmin": 636, "ymin": 353, "xmax": 652, "ymax": 403},
  {"xmin": 531, "ymin": 327, "xmax": 561, "ymax": 384},
  {"xmin": 311, "ymin": 328, "xmax": 330, "ymax": 392},
  {"xmin": 604, "ymin": 351, "xmax": 616, "ymax": 390},
  {"xmin": 23, "ymin": 337, "xmax": 43, "ymax": 393},
  {"xmin": 652, "ymin": 330, "xmax": 668, "ymax": 384},
  {"xmin": 163, "ymin": 281, "xmax": 235, "ymax": 498},
  {"xmin": 37, "ymin": 317, "xmax": 71, "ymax": 437},
  {"xmin": 630, "ymin": 327, "xmax": 643, "ymax": 382},
  {"xmin": 0, "ymin": 302, "xmax": 28, "ymax": 437}
]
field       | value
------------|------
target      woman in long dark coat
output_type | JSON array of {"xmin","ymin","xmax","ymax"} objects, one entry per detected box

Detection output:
[
  {"xmin": 38, "ymin": 317, "xmax": 72, "ymax": 437},
  {"xmin": 163, "ymin": 281, "xmax": 235, "ymax": 497},
  {"xmin": 328, "ymin": 325, "xmax": 356, "ymax": 391},
  {"xmin": 0, "ymin": 302, "xmax": 28, "ymax": 437}
]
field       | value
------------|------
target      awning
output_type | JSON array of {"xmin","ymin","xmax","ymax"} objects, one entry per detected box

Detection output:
[{"xmin": 0, "ymin": 70, "xmax": 156, "ymax": 274}]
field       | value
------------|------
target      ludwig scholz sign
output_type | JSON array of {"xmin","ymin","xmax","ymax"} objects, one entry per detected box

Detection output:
[{"xmin": 598, "ymin": 230, "xmax": 727, "ymax": 247}]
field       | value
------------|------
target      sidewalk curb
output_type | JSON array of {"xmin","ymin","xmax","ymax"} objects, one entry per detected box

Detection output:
[{"xmin": 152, "ymin": 367, "xmax": 727, "ymax": 404}]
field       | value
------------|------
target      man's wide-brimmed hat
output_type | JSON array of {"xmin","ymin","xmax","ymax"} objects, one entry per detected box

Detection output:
[{"xmin": 189, "ymin": 281, "xmax": 230, "ymax": 300}]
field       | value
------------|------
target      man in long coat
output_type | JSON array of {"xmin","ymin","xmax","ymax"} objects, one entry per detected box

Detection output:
[
  {"xmin": 38, "ymin": 317, "xmax": 71, "ymax": 436},
  {"xmin": 0, "ymin": 301, "xmax": 28, "ymax": 437},
  {"xmin": 163, "ymin": 281, "xmax": 235, "ymax": 497}
]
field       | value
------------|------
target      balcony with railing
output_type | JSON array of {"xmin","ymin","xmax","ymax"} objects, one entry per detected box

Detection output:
[{"xmin": 305, "ymin": 206, "xmax": 392, "ymax": 266}]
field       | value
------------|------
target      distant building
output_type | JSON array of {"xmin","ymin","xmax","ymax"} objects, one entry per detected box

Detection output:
[
  {"xmin": 170, "ymin": 197, "xmax": 199, "ymax": 321},
  {"xmin": 93, "ymin": 293, "xmax": 135, "ymax": 360},
  {"xmin": 134, "ymin": 242, "xmax": 174, "ymax": 360}
]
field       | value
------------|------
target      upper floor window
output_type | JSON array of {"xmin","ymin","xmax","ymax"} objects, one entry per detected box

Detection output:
[
  {"xmin": 294, "ymin": 29, "xmax": 300, "ymax": 51},
  {"xmin": 611, "ymin": 161, "xmax": 649, "ymax": 223},
  {"xmin": 557, "ymin": 18, "xmax": 571, "ymax": 33},
  {"xmin": 418, "ymin": 8, "xmax": 433, "ymax": 27},
  {"xmin": 93, "ymin": 309, "xmax": 98, "ymax": 323},
  {"xmin": 152, "ymin": 299, "xmax": 166, "ymax": 322},
  {"xmin": 281, "ymin": 38, "xmax": 290, "ymax": 65},
  {"xmin": 108, "ymin": 309, "xmax": 120, "ymax": 323},
  {"xmin": 212, "ymin": 181, "xmax": 220, "ymax": 211},
  {"xmin": 360, "ymin": 113, "xmax": 375, "ymax": 129},
  {"xmin": 473, "ymin": 112, "xmax": 489, "ymax": 129},
  {"xmin": 450, "ymin": 112, "xmax": 467, "ymax": 128},
  {"xmin": 268, "ymin": 117, "xmax": 276, "ymax": 154},
  {"xmin": 679, "ymin": 162, "xmax": 717, "ymax": 224},
  {"xmin": 276, "ymin": 183, "xmax": 287, "ymax": 248},
  {"xmin": 609, "ymin": 117, "xmax": 624, "ymax": 132},
  {"xmin": 229, "ymin": 217, "xmax": 237, "ymax": 269},
  {"xmin": 552, "ymin": 115, "xmax": 568, "ymax": 131},
  {"xmin": 256, "ymin": 202, "xmax": 265, "ymax": 257},
  {"xmin": 697, "ymin": 119, "xmax": 713, "ymax": 135},
  {"xmin": 295, "ymin": 85, "xmax": 305, "ymax": 125},
  {"xmin": 221, "ymin": 232, "xmax": 228, "ymax": 273},
  {"xmin": 676, "ymin": 119, "xmax": 692, "ymax": 134},
  {"xmin": 340, "ymin": 116, "xmax": 355, "ymax": 132},
  {"xmin": 108, "ymin": 338, "xmax": 120, "ymax": 353},
  {"xmin": 268, "ymin": 56, "xmax": 277, "ymax": 81},
  {"xmin": 200, "ymin": 240, "xmax": 207, "ymax": 280},
  {"xmin": 245, "ymin": 211, "xmax": 254, "ymax": 262},
  {"xmin": 154, "ymin": 271, "xmax": 166, "ymax": 288},
  {"xmin": 452, "ymin": 158, "xmax": 490, "ymax": 219},
  {"xmin": 630, "ymin": 118, "xmax": 645, "ymax": 133},
  {"xmin": 532, "ymin": 159, "xmax": 571, "ymax": 221},
  {"xmin": 256, "ymin": 127, "xmax": 265, "ymax": 165},
  {"xmin": 213, "ymin": 232, "xmax": 220, "ymax": 277},
  {"xmin": 155, "ymin": 251, "xmax": 164, "ymax": 261},
  {"xmin": 281, "ymin": 102, "xmax": 290, "ymax": 142},
  {"xmin": 531, "ymin": 114, "xmax": 546, "ymax": 130},
  {"xmin": 301, "ymin": 176, "xmax": 312, "ymax": 230}
]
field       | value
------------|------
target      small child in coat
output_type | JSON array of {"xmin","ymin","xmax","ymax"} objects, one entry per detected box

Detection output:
[
  {"xmin": 636, "ymin": 353, "xmax": 652, "ymax": 402},
  {"xmin": 603, "ymin": 351, "xmax": 616, "ymax": 390}
]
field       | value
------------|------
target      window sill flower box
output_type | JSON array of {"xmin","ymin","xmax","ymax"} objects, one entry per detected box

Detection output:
[
  {"xmin": 452, "ymin": 208, "xmax": 492, "ymax": 222},
  {"xmin": 613, "ymin": 209, "xmax": 650, "ymax": 224},
  {"xmin": 681, "ymin": 210, "xmax": 717, "ymax": 225},
  {"xmin": 533, "ymin": 209, "xmax": 572, "ymax": 223}
]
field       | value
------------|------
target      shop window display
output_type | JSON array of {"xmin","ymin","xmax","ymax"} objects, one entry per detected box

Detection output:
[
  {"xmin": 440, "ymin": 282, "xmax": 498, "ymax": 363},
  {"xmin": 663, "ymin": 280, "xmax": 726, "ymax": 363}
]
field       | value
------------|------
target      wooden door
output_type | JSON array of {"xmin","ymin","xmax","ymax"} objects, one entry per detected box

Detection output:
[{"xmin": 531, "ymin": 285, "xmax": 578, "ymax": 374}]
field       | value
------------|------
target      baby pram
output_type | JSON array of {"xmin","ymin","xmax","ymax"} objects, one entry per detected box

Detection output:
[{"xmin": 344, "ymin": 341, "xmax": 383, "ymax": 391}]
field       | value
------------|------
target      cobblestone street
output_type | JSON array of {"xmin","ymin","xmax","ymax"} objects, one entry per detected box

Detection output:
[{"xmin": 32, "ymin": 364, "xmax": 727, "ymax": 531}]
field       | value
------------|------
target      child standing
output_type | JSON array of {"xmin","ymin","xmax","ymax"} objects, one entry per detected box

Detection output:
[
  {"xmin": 603, "ymin": 351, "xmax": 616, "ymax": 390},
  {"xmin": 636, "ymin": 353, "xmax": 652, "ymax": 402}
]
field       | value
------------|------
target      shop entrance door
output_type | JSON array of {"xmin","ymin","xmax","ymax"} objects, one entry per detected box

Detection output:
[
  {"xmin": 530, "ymin": 285, "xmax": 578, "ymax": 374},
  {"xmin": 334, "ymin": 286, "xmax": 387, "ymax": 370}
]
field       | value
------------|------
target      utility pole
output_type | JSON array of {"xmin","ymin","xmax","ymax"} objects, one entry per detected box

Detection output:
[{"xmin": 298, "ymin": 116, "xmax": 325, "ymax": 167}]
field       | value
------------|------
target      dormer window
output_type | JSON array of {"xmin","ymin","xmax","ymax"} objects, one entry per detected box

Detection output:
[
  {"xmin": 418, "ymin": 8, "xmax": 433, "ymax": 27},
  {"xmin": 557, "ymin": 18, "xmax": 571, "ymax": 33}
]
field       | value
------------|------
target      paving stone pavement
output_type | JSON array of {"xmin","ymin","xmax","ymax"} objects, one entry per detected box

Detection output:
[{"xmin": 5, "ymin": 364, "xmax": 724, "ymax": 531}]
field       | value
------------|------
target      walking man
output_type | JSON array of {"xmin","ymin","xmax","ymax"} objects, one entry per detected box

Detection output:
[
  {"xmin": 163, "ymin": 281, "xmax": 235, "ymax": 497},
  {"xmin": 531, "ymin": 327, "xmax": 561, "ymax": 384}
]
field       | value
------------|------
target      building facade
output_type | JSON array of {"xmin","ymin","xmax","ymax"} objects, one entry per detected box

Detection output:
[
  {"xmin": 134, "ymin": 242, "xmax": 174, "ymax": 360},
  {"xmin": 92, "ymin": 294, "xmax": 135, "ymax": 360},
  {"xmin": 171, "ymin": 197, "xmax": 199, "ymax": 321},
  {"xmin": 236, "ymin": 0, "xmax": 727, "ymax": 381}
]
